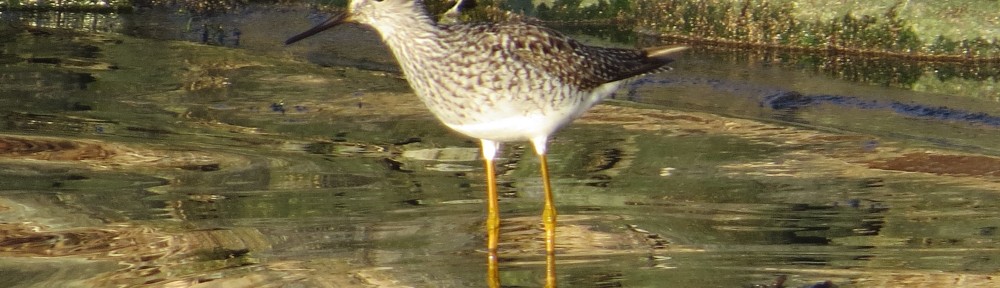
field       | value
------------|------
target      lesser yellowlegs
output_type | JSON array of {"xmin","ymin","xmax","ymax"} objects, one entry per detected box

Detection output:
[{"xmin": 286, "ymin": 1, "xmax": 686, "ymax": 286}]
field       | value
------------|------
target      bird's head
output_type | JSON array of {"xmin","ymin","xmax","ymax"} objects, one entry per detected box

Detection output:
[{"xmin": 285, "ymin": 0, "xmax": 427, "ymax": 45}]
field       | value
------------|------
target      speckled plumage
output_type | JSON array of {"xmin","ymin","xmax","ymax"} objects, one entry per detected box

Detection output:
[
  {"xmin": 398, "ymin": 21, "xmax": 676, "ymax": 141},
  {"xmin": 287, "ymin": 0, "xmax": 684, "ymax": 143},
  {"xmin": 285, "ymin": 2, "xmax": 685, "ymax": 286}
]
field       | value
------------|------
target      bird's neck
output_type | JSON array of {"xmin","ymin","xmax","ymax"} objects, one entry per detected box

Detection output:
[
  {"xmin": 372, "ymin": 12, "xmax": 449, "ymax": 75},
  {"xmin": 370, "ymin": 4, "xmax": 440, "ymax": 45}
]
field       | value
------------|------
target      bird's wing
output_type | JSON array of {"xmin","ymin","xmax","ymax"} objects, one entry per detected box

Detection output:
[{"xmin": 497, "ymin": 24, "xmax": 679, "ymax": 89}]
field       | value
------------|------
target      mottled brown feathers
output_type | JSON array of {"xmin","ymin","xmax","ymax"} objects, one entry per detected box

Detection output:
[{"xmin": 441, "ymin": 22, "xmax": 683, "ymax": 90}]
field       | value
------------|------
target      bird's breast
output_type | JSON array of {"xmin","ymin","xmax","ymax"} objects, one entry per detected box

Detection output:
[{"xmin": 387, "ymin": 36, "xmax": 617, "ymax": 142}]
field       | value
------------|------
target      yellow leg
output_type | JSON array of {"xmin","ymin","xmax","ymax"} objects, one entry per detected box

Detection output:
[
  {"xmin": 539, "ymin": 154, "xmax": 557, "ymax": 288},
  {"xmin": 540, "ymin": 155, "xmax": 557, "ymax": 254},
  {"xmin": 481, "ymin": 140, "xmax": 501, "ymax": 288},
  {"xmin": 531, "ymin": 136, "xmax": 556, "ymax": 288}
]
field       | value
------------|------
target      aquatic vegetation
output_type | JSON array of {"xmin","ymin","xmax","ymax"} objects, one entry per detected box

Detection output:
[
  {"xmin": 0, "ymin": 0, "xmax": 132, "ymax": 12},
  {"xmin": 433, "ymin": 0, "xmax": 1000, "ymax": 63},
  {"xmin": 7, "ymin": 0, "xmax": 994, "ymax": 62},
  {"xmin": 628, "ymin": 0, "xmax": 999, "ymax": 62}
]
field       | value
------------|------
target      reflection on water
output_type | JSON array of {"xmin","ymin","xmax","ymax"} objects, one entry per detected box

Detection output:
[{"xmin": 2, "ymin": 7, "xmax": 1000, "ymax": 288}]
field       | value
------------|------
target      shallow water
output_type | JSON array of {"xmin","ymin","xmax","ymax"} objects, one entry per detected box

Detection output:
[{"xmin": 1, "ymin": 6, "xmax": 999, "ymax": 288}]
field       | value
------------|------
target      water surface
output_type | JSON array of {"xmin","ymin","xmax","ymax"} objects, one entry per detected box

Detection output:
[{"xmin": 1, "ymin": 6, "xmax": 999, "ymax": 288}]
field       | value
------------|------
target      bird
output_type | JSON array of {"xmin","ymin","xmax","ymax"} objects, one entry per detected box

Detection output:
[{"xmin": 285, "ymin": 0, "xmax": 686, "ymax": 286}]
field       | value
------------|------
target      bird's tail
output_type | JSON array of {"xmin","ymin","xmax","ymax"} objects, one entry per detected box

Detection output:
[{"xmin": 645, "ymin": 46, "xmax": 690, "ymax": 62}]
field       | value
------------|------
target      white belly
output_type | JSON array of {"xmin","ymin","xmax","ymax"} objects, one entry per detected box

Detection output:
[{"xmin": 441, "ymin": 81, "xmax": 622, "ymax": 142}]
